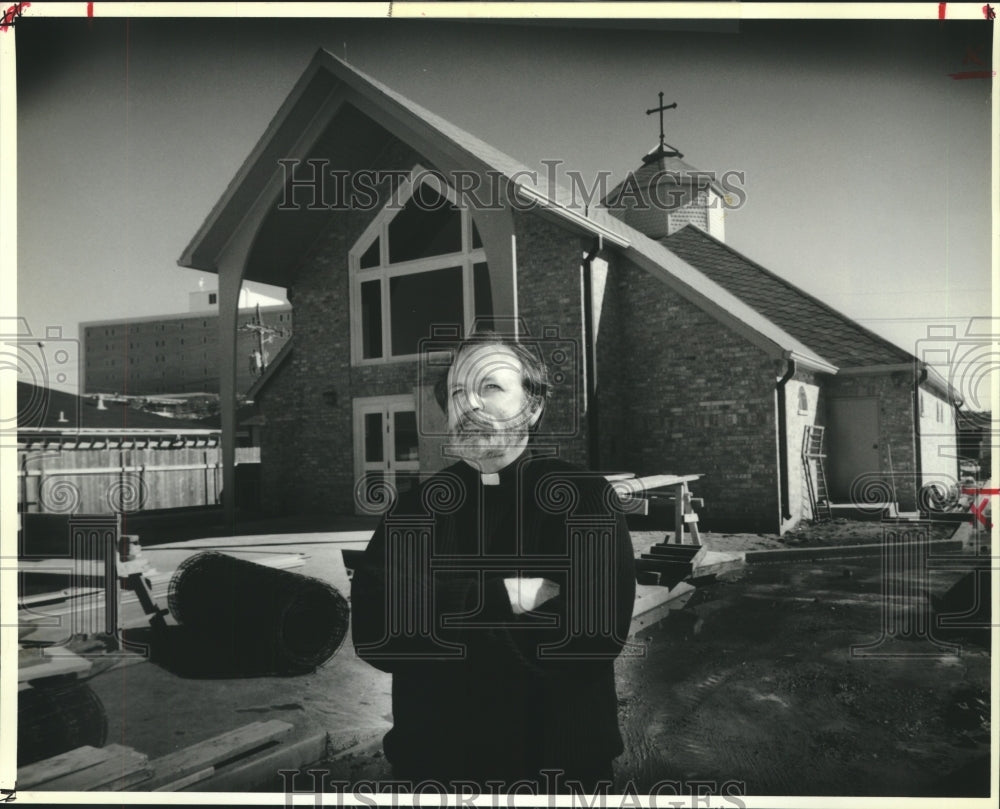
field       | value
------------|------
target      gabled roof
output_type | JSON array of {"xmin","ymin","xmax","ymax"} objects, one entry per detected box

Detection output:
[
  {"xmin": 660, "ymin": 226, "xmax": 913, "ymax": 368},
  {"xmin": 180, "ymin": 50, "xmax": 844, "ymax": 373}
]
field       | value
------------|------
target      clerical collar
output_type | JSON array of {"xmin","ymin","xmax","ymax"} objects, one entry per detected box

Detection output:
[{"xmin": 466, "ymin": 445, "xmax": 538, "ymax": 487}]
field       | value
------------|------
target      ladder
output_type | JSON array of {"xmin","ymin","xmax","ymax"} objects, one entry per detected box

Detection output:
[{"xmin": 802, "ymin": 425, "xmax": 833, "ymax": 522}]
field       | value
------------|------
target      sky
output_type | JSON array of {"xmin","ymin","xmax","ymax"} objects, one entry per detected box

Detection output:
[{"xmin": 11, "ymin": 11, "xmax": 996, "ymax": 408}]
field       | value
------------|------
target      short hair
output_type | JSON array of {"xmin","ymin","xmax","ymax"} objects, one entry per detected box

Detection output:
[{"xmin": 432, "ymin": 331, "xmax": 549, "ymax": 423}]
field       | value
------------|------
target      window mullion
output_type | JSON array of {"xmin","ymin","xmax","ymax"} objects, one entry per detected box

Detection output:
[
  {"xmin": 381, "ymin": 273, "xmax": 391, "ymax": 362},
  {"xmin": 463, "ymin": 259, "xmax": 474, "ymax": 337}
]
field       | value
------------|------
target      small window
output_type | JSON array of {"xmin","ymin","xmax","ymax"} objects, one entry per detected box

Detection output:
[
  {"xmin": 209, "ymin": 293, "xmax": 217, "ymax": 305},
  {"xmin": 919, "ymin": 392, "xmax": 925, "ymax": 417},
  {"xmin": 796, "ymin": 386, "xmax": 809, "ymax": 414}
]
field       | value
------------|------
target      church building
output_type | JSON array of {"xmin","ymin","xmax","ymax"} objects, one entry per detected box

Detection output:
[{"xmin": 179, "ymin": 49, "xmax": 961, "ymax": 533}]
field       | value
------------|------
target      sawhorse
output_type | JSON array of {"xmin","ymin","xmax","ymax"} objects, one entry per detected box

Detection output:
[{"xmin": 606, "ymin": 473, "xmax": 703, "ymax": 544}]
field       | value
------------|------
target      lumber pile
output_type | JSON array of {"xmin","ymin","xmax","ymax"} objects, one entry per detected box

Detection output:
[
  {"xmin": 17, "ymin": 720, "xmax": 329, "ymax": 792},
  {"xmin": 18, "ymin": 552, "xmax": 306, "ymax": 634}
]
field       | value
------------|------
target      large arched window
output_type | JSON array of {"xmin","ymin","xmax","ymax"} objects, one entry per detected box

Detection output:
[{"xmin": 349, "ymin": 166, "xmax": 492, "ymax": 364}]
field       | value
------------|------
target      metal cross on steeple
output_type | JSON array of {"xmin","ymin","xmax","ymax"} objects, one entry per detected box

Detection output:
[{"xmin": 644, "ymin": 91, "xmax": 683, "ymax": 161}]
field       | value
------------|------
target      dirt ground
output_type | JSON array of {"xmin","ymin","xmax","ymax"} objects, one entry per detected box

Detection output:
[
  {"xmin": 630, "ymin": 518, "xmax": 961, "ymax": 556},
  {"xmin": 612, "ymin": 558, "xmax": 990, "ymax": 797},
  {"xmin": 316, "ymin": 520, "xmax": 991, "ymax": 799},
  {"xmin": 28, "ymin": 518, "xmax": 990, "ymax": 799}
]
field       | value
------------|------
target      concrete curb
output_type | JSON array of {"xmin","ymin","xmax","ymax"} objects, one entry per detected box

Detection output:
[{"xmin": 742, "ymin": 537, "xmax": 965, "ymax": 564}]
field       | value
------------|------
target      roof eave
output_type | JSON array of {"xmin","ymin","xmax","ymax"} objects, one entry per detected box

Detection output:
[
  {"xmin": 246, "ymin": 340, "xmax": 293, "ymax": 401},
  {"xmin": 786, "ymin": 351, "xmax": 838, "ymax": 376},
  {"xmin": 179, "ymin": 49, "xmax": 337, "ymax": 271},
  {"xmin": 512, "ymin": 185, "xmax": 630, "ymax": 248},
  {"xmin": 922, "ymin": 364, "xmax": 961, "ymax": 404}
]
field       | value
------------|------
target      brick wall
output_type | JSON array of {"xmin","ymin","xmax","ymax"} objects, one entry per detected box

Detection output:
[
  {"xmin": 512, "ymin": 212, "xmax": 589, "ymax": 467},
  {"xmin": 595, "ymin": 254, "xmax": 782, "ymax": 532}
]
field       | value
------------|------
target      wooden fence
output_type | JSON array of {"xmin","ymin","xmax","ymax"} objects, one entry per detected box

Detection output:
[{"xmin": 17, "ymin": 434, "xmax": 260, "ymax": 514}]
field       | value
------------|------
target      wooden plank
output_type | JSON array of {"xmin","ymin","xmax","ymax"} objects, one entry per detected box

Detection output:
[
  {"xmin": 138, "ymin": 720, "xmax": 294, "ymax": 791},
  {"xmin": 618, "ymin": 496, "xmax": 649, "ymax": 516},
  {"xmin": 690, "ymin": 548, "xmax": 745, "ymax": 579},
  {"xmin": 629, "ymin": 581, "xmax": 696, "ymax": 636},
  {"xmin": 18, "ymin": 648, "xmax": 92, "ymax": 683},
  {"xmin": 181, "ymin": 732, "xmax": 328, "ymax": 792},
  {"xmin": 610, "ymin": 474, "xmax": 701, "ymax": 499},
  {"xmin": 648, "ymin": 495, "xmax": 705, "ymax": 507},
  {"xmin": 18, "ymin": 559, "xmax": 109, "ymax": 576},
  {"xmin": 19, "ymin": 552, "xmax": 303, "ymax": 583},
  {"xmin": 19, "ymin": 586, "xmax": 104, "ymax": 607},
  {"xmin": 18, "ymin": 623, "xmax": 74, "ymax": 646},
  {"xmin": 153, "ymin": 766, "xmax": 215, "ymax": 792},
  {"xmin": 37, "ymin": 744, "xmax": 149, "ymax": 791},
  {"xmin": 674, "ymin": 486, "xmax": 684, "ymax": 544},
  {"xmin": 17, "ymin": 745, "xmax": 112, "ymax": 789}
]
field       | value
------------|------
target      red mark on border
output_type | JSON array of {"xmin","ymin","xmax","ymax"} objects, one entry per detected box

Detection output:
[
  {"xmin": 984, "ymin": 4, "xmax": 996, "ymax": 20},
  {"xmin": 963, "ymin": 488, "xmax": 997, "ymax": 529},
  {"xmin": 0, "ymin": 1, "xmax": 29, "ymax": 31},
  {"xmin": 939, "ymin": 2, "xmax": 947, "ymax": 18},
  {"xmin": 948, "ymin": 70, "xmax": 997, "ymax": 79},
  {"xmin": 88, "ymin": 1, "xmax": 93, "ymax": 17}
]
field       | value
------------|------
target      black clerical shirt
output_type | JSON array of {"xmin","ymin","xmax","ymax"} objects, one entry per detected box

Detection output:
[{"xmin": 350, "ymin": 448, "xmax": 636, "ymax": 788}]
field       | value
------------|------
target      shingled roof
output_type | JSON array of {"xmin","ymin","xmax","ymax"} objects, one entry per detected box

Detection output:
[{"xmin": 661, "ymin": 226, "xmax": 913, "ymax": 368}]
